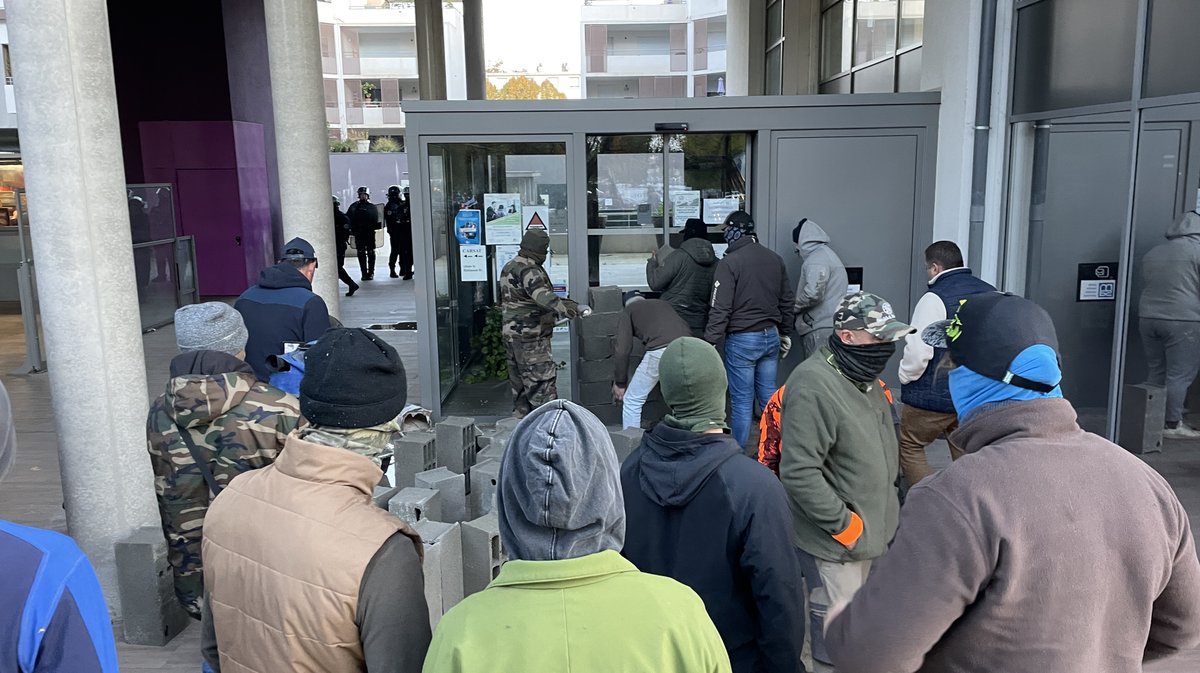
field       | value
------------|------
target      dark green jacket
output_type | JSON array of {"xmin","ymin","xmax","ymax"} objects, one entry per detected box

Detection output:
[
  {"xmin": 647, "ymin": 238, "xmax": 717, "ymax": 335},
  {"xmin": 778, "ymin": 348, "xmax": 899, "ymax": 562}
]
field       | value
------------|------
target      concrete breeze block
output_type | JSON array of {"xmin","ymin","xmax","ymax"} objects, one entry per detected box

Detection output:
[
  {"xmin": 115, "ymin": 527, "xmax": 190, "ymax": 646},
  {"xmin": 462, "ymin": 512, "xmax": 504, "ymax": 597},
  {"xmin": 609, "ymin": 427, "xmax": 645, "ymax": 463},
  {"xmin": 373, "ymin": 483, "xmax": 404, "ymax": 509},
  {"xmin": 581, "ymin": 381, "xmax": 615, "ymax": 406},
  {"xmin": 469, "ymin": 458, "xmax": 501, "ymax": 518},
  {"xmin": 388, "ymin": 487, "xmax": 443, "ymax": 527},
  {"xmin": 393, "ymin": 431, "xmax": 438, "ymax": 487},
  {"xmin": 581, "ymin": 335, "xmax": 614, "ymax": 360},
  {"xmin": 494, "ymin": 417, "xmax": 521, "ymax": 434},
  {"xmin": 578, "ymin": 357, "xmax": 615, "ymax": 383},
  {"xmin": 436, "ymin": 417, "xmax": 479, "ymax": 473},
  {"xmin": 585, "ymin": 403, "xmax": 623, "ymax": 427},
  {"xmin": 416, "ymin": 467, "xmax": 468, "ymax": 522},
  {"xmin": 413, "ymin": 520, "xmax": 464, "ymax": 629},
  {"xmin": 588, "ymin": 285, "xmax": 625, "ymax": 313},
  {"xmin": 580, "ymin": 311, "xmax": 621, "ymax": 338}
]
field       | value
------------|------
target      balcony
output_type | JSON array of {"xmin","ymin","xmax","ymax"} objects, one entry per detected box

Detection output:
[
  {"xmin": 582, "ymin": 2, "xmax": 688, "ymax": 24},
  {"xmin": 348, "ymin": 102, "xmax": 407, "ymax": 128},
  {"xmin": 358, "ymin": 56, "xmax": 419, "ymax": 77}
]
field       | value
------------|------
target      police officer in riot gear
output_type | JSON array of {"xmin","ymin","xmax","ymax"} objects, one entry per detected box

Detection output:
[
  {"xmin": 385, "ymin": 185, "xmax": 414, "ymax": 280},
  {"xmin": 345, "ymin": 186, "xmax": 380, "ymax": 280}
]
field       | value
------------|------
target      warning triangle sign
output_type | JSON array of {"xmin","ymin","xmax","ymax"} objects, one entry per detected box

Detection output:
[{"xmin": 525, "ymin": 211, "xmax": 547, "ymax": 231}]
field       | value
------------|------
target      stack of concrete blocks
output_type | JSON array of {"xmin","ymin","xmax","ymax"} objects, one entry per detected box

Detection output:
[
  {"xmin": 469, "ymin": 458, "xmax": 501, "ymax": 518},
  {"xmin": 388, "ymin": 487, "xmax": 443, "ymax": 527},
  {"xmin": 392, "ymin": 431, "xmax": 438, "ymax": 491},
  {"xmin": 115, "ymin": 527, "xmax": 191, "ymax": 645},
  {"xmin": 436, "ymin": 417, "xmax": 480, "ymax": 474},
  {"xmin": 462, "ymin": 512, "xmax": 503, "ymax": 595},
  {"xmin": 413, "ymin": 519, "xmax": 463, "ymax": 629},
  {"xmin": 416, "ymin": 467, "xmax": 468, "ymax": 522},
  {"xmin": 579, "ymin": 286, "xmax": 623, "ymax": 426}
]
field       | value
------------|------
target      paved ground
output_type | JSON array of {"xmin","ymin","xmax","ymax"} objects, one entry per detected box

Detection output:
[{"xmin": 2, "ymin": 262, "xmax": 1199, "ymax": 671}]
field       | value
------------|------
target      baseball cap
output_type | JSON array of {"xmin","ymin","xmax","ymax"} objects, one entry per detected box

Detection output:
[
  {"xmin": 280, "ymin": 237, "xmax": 316, "ymax": 262},
  {"xmin": 833, "ymin": 291, "xmax": 914, "ymax": 342},
  {"xmin": 921, "ymin": 292, "xmax": 1060, "ymax": 393}
]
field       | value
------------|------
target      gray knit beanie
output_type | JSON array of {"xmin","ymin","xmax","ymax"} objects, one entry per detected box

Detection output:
[{"xmin": 175, "ymin": 303, "xmax": 249, "ymax": 356}]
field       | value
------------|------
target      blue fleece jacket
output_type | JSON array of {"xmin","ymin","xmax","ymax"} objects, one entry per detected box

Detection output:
[
  {"xmin": 234, "ymin": 264, "xmax": 331, "ymax": 381},
  {"xmin": 0, "ymin": 521, "xmax": 118, "ymax": 673}
]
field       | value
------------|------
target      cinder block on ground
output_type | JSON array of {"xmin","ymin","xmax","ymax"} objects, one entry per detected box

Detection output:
[
  {"xmin": 1120, "ymin": 383, "xmax": 1166, "ymax": 454},
  {"xmin": 394, "ymin": 431, "xmax": 438, "ymax": 487},
  {"xmin": 413, "ymin": 520, "xmax": 464, "ymax": 629},
  {"xmin": 585, "ymin": 403, "xmax": 623, "ymax": 426},
  {"xmin": 469, "ymin": 458, "xmax": 501, "ymax": 518},
  {"xmin": 437, "ymin": 417, "xmax": 479, "ymax": 473},
  {"xmin": 388, "ymin": 487, "xmax": 443, "ymax": 527},
  {"xmin": 581, "ymin": 311, "xmax": 621, "ymax": 338},
  {"xmin": 578, "ymin": 358, "xmax": 615, "ymax": 383},
  {"xmin": 462, "ymin": 513, "xmax": 503, "ymax": 597},
  {"xmin": 582, "ymin": 335, "xmax": 614, "ymax": 360},
  {"xmin": 581, "ymin": 381, "xmax": 615, "ymax": 406},
  {"xmin": 373, "ymin": 482, "xmax": 404, "ymax": 509},
  {"xmin": 115, "ymin": 527, "xmax": 190, "ymax": 646},
  {"xmin": 609, "ymin": 427, "xmax": 645, "ymax": 463},
  {"xmin": 494, "ymin": 417, "xmax": 521, "ymax": 434},
  {"xmin": 588, "ymin": 285, "xmax": 624, "ymax": 313},
  {"xmin": 416, "ymin": 467, "xmax": 468, "ymax": 522}
]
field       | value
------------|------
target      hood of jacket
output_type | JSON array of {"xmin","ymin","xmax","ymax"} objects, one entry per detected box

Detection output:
[
  {"xmin": 164, "ymin": 351, "xmax": 260, "ymax": 427},
  {"xmin": 496, "ymin": 400, "xmax": 625, "ymax": 561},
  {"xmin": 256, "ymin": 262, "xmax": 313, "ymax": 290},
  {"xmin": 679, "ymin": 237, "xmax": 717, "ymax": 266},
  {"xmin": 636, "ymin": 423, "xmax": 739, "ymax": 507},
  {"xmin": 1166, "ymin": 210, "xmax": 1200, "ymax": 239},
  {"xmin": 797, "ymin": 220, "xmax": 832, "ymax": 258}
]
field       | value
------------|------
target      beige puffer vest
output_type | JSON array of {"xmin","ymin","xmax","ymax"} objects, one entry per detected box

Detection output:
[{"xmin": 202, "ymin": 434, "xmax": 421, "ymax": 673}]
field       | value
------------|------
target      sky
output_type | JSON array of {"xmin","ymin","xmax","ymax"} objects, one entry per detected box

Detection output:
[{"xmin": 481, "ymin": 0, "xmax": 585, "ymax": 74}]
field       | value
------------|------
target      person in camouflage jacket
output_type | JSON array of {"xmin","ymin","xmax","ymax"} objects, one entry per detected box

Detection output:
[
  {"xmin": 146, "ymin": 304, "xmax": 301, "ymax": 619},
  {"xmin": 499, "ymin": 228, "xmax": 582, "ymax": 417}
]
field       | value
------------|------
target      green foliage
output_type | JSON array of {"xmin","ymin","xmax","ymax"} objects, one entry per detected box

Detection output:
[
  {"xmin": 465, "ymin": 306, "xmax": 507, "ymax": 384},
  {"xmin": 371, "ymin": 137, "xmax": 401, "ymax": 153},
  {"xmin": 329, "ymin": 139, "xmax": 356, "ymax": 153}
]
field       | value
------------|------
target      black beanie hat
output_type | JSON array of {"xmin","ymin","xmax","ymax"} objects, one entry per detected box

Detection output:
[
  {"xmin": 300, "ymin": 328, "xmax": 407, "ymax": 428},
  {"xmin": 682, "ymin": 218, "xmax": 707, "ymax": 241}
]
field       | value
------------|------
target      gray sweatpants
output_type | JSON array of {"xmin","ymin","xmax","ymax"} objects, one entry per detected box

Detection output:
[
  {"xmin": 1140, "ymin": 318, "xmax": 1200, "ymax": 424},
  {"xmin": 799, "ymin": 327, "xmax": 834, "ymax": 361}
]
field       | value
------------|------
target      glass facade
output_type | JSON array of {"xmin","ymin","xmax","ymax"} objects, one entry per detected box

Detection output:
[{"xmin": 818, "ymin": 0, "xmax": 923, "ymax": 93}]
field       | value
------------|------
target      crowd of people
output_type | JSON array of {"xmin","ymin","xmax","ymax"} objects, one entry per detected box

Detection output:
[
  {"xmin": 4, "ymin": 209, "xmax": 1200, "ymax": 673},
  {"xmin": 333, "ymin": 184, "xmax": 415, "ymax": 297}
]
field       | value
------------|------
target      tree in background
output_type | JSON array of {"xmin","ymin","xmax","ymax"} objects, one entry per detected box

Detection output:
[{"xmin": 488, "ymin": 75, "xmax": 567, "ymax": 100}]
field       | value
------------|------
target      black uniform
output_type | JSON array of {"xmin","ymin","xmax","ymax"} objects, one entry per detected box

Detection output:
[
  {"xmin": 386, "ymin": 195, "xmax": 413, "ymax": 279},
  {"xmin": 345, "ymin": 199, "xmax": 380, "ymax": 279},
  {"xmin": 333, "ymin": 204, "xmax": 358, "ymax": 294}
]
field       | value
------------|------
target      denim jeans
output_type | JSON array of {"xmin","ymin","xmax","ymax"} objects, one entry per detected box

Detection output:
[
  {"xmin": 724, "ymin": 328, "xmax": 780, "ymax": 447},
  {"xmin": 623, "ymin": 347, "xmax": 665, "ymax": 429}
]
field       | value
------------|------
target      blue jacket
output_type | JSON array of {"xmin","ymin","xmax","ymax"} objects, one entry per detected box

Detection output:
[
  {"xmin": 621, "ymin": 424, "xmax": 804, "ymax": 673},
  {"xmin": 234, "ymin": 264, "xmax": 331, "ymax": 381},
  {"xmin": 0, "ymin": 521, "xmax": 119, "ymax": 673},
  {"xmin": 900, "ymin": 268, "xmax": 995, "ymax": 413}
]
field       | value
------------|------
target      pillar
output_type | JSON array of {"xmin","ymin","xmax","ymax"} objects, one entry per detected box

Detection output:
[
  {"xmin": 6, "ymin": 0, "xmax": 160, "ymax": 613},
  {"xmin": 726, "ymin": 0, "xmax": 751, "ymax": 96},
  {"xmin": 416, "ymin": 0, "xmax": 448, "ymax": 100},
  {"xmin": 262, "ymin": 0, "xmax": 341, "ymax": 315},
  {"xmin": 462, "ymin": 0, "xmax": 486, "ymax": 100}
]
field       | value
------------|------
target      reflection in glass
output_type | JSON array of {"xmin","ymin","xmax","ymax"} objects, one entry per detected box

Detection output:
[
  {"xmin": 820, "ymin": 1, "xmax": 852, "ymax": 81},
  {"xmin": 855, "ymin": 0, "xmax": 898, "ymax": 66},
  {"xmin": 899, "ymin": 0, "xmax": 923, "ymax": 49}
]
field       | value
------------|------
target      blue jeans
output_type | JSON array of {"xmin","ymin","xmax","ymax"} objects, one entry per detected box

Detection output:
[
  {"xmin": 724, "ymin": 328, "xmax": 780, "ymax": 447},
  {"xmin": 623, "ymin": 347, "xmax": 665, "ymax": 429}
]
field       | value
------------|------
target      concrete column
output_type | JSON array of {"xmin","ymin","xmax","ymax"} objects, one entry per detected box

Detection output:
[
  {"xmin": 726, "ymin": 0, "xmax": 750, "ymax": 96},
  {"xmin": 6, "ymin": 0, "xmax": 160, "ymax": 613},
  {"xmin": 416, "ymin": 0, "xmax": 448, "ymax": 100},
  {"xmin": 462, "ymin": 0, "xmax": 485, "ymax": 100},
  {"xmin": 262, "ymin": 0, "xmax": 341, "ymax": 315}
]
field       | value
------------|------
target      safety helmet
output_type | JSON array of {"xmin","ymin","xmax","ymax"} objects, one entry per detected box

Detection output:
[
  {"xmin": 357, "ymin": 186, "xmax": 370, "ymax": 196},
  {"xmin": 387, "ymin": 185, "xmax": 401, "ymax": 197}
]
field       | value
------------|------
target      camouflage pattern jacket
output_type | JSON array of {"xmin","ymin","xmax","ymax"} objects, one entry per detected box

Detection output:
[
  {"xmin": 500, "ymin": 252, "xmax": 579, "ymax": 339},
  {"xmin": 146, "ymin": 351, "xmax": 301, "ymax": 617}
]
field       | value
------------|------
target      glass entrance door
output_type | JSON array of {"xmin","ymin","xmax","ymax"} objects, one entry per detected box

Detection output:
[{"xmin": 426, "ymin": 140, "xmax": 571, "ymax": 417}]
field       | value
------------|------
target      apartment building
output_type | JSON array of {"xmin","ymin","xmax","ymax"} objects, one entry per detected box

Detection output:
[{"xmin": 581, "ymin": 0, "xmax": 730, "ymax": 99}]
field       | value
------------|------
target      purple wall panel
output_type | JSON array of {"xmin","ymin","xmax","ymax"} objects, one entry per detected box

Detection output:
[
  {"xmin": 178, "ymin": 169, "xmax": 246, "ymax": 296},
  {"xmin": 237, "ymin": 166, "xmax": 274, "ymax": 289},
  {"xmin": 170, "ymin": 122, "xmax": 238, "ymax": 170}
]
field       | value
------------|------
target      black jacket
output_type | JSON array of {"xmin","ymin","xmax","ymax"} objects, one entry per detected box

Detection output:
[
  {"xmin": 345, "ymin": 200, "xmax": 381, "ymax": 234},
  {"xmin": 705, "ymin": 237, "xmax": 795, "ymax": 343},
  {"xmin": 385, "ymin": 197, "xmax": 411, "ymax": 237},
  {"xmin": 234, "ymin": 264, "xmax": 331, "ymax": 381},
  {"xmin": 621, "ymin": 424, "xmax": 804, "ymax": 673},
  {"xmin": 333, "ymin": 206, "xmax": 351, "ymax": 247},
  {"xmin": 646, "ymin": 237, "xmax": 718, "ymax": 335}
]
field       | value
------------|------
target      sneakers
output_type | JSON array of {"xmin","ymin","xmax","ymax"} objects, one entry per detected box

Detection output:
[
  {"xmin": 1163, "ymin": 423, "xmax": 1200, "ymax": 439},
  {"xmin": 346, "ymin": 282, "xmax": 359, "ymax": 297}
]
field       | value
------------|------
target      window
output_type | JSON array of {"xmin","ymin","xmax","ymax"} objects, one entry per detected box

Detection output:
[
  {"xmin": 819, "ymin": 0, "xmax": 923, "ymax": 94},
  {"xmin": 854, "ymin": 0, "xmax": 897, "ymax": 66},
  {"xmin": 765, "ymin": 0, "xmax": 785, "ymax": 94},
  {"xmin": 820, "ymin": 1, "xmax": 852, "ymax": 81}
]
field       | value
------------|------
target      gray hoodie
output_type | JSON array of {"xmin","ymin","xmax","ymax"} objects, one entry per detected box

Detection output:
[
  {"xmin": 496, "ymin": 400, "xmax": 626, "ymax": 561},
  {"xmin": 793, "ymin": 221, "xmax": 849, "ymax": 336},
  {"xmin": 1140, "ymin": 210, "xmax": 1200, "ymax": 322}
]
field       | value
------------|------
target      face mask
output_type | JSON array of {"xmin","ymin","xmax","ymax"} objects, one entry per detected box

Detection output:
[
  {"xmin": 827, "ymin": 334, "xmax": 896, "ymax": 384},
  {"xmin": 724, "ymin": 227, "xmax": 744, "ymax": 245}
]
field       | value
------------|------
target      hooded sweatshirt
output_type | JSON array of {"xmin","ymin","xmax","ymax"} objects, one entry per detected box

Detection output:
[
  {"xmin": 793, "ymin": 220, "xmax": 849, "ymax": 337},
  {"xmin": 1139, "ymin": 210, "xmax": 1200, "ymax": 322},
  {"xmin": 647, "ymin": 236, "xmax": 719, "ymax": 335},
  {"xmin": 425, "ymin": 400, "xmax": 732, "ymax": 673},
  {"xmin": 146, "ymin": 350, "xmax": 301, "ymax": 615},
  {"xmin": 235, "ymin": 263, "xmax": 331, "ymax": 380},
  {"xmin": 825, "ymin": 398, "xmax": 1200, "ymax": 673}
]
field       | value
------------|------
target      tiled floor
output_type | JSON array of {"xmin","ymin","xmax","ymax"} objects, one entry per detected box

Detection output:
[{"xmin": 3, "ymin": 263, "xmax": 1200, "ymax": 671}]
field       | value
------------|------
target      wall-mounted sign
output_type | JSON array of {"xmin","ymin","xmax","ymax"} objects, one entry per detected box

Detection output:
[
  {"xmin": 671, "ymin": 190, "xmax": 701, "ymax": 228},
  {"xmin": 1078, "ymin": 262, "xmax": 1118, "ymax": 302},
  {"xmin": 484, "ymin": 193, "xmax": 521, "ymax": 244},
  {"xmin": 454, "ymin": 209, "xmax": 482, "ymax": 246},
  {"xmin": 524, "ymin": 206, "xmax": 550, "ymax": 233},
  {"xmin": 459, "ymin": 245, "xmax": 487, "ymax": 282},
  {"xmin": 703, "ymin": 198, "xmax": 740, "ymax": 225},
  {"xmin": 846, "ymin": 267, "xmax": 864, "ymax": 294},
  {"xmin": 494, "ymin": 245, "xmax": 520, "ymax": 279}
]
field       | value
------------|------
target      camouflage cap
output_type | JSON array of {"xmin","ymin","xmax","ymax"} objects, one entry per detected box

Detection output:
[{"xmin": 833, "ymin": 291, "xmax": 915, "ymax": 342}]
